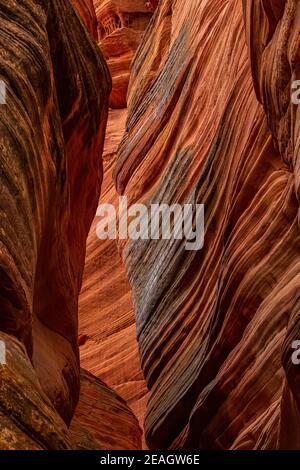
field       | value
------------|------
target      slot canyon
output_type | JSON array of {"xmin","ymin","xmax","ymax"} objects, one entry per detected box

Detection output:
[{"xmin": 1, "ymin": 0, "xmax": 300, "ymax": 451}]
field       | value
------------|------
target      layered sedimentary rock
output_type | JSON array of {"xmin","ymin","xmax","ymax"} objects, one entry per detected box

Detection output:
[
  {"xmin": 70, "ymin": 369, "xmax": 142, "ymax": 449},
  {"xmin": 0, "ymin": 0, "xmax": 110, "ymax": 448},
  {"xmin": 78, "ymin": 0, "xmax": 156, "ymax": 441},
  {"xmin": 244, "ymin": 0, "xmax": 300, "ymax": 449},
  {"xmin": 72, "ymin": 0, "xmax": 98, "ymax": 39},
  {"xmin": 0, "ymin": 332, "xmax": 71, "ymax": 450},
  {"xmin": 94, "ymin": 0, "xmax": 156, "ymax": 107},
  {"xmin": 3, "ymin": 0, "xmax": 300, "ymax": 452},
  {"xmin": 79, "ymin": 108, "xmax": 149, "ymax": 437},
  {"xmin": 113, "ymin": 0, "xmax": 300, "ymax": 449}
]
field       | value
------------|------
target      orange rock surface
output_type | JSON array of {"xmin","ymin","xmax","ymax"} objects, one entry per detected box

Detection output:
[
  {"xmin": 79, "ymin": 108, "xmax": 149, "ymax": 438},
  {"xmin": 78, "ymin": 0, "xmax": 158, "ymax": 444},
  {"xmin": 2, "ymin": 0, "xmax": 300, "ymax": 452},
  {"xmin": 72, "ymin": 0, "xmax": 98, "ymax": 39},
  {"xmin": 94, "ymin": 0, "xmax": 156, "ymax": 107},
  {"xmin": 113, "ymin": 0, "xmax": 300, "ymax": 449},
  {"xmin": 244, "ymin": 0, "xmax": 300, "ymax": 449},
  {"xmin": 70, "ymin": 369, "xmax": 142, "ymax": 449},
  {"xmin": 0, "ymin": 0, "xmax": 111, "ymax": 448}
]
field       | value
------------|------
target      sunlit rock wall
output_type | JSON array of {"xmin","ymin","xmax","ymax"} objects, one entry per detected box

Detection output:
[
  {"xmin": 114, "ymin": 0, "xmax": 300, "ymax": 449},
  {"xmin": 94, "ymin": 0, "xmax": 156, "ymax": 107},
  {"xmin": 0, "ymin": 0, "xmax": 110, "ymax": 448}
]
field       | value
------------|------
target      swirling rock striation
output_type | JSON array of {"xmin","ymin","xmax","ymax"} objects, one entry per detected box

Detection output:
[
  {"xmin": 70, "ymin": 369, "xmax": 142, "ymax": 450},
  {"xmin": 72, "ymin": 0, "xmax": 99, "ymax": 39},
  {"xmin": 3, "ymin": 0, "xmax": 300, "ymax": 452},
  {"xmin": 0, "ymin": 332, "xmax": 71, "ymax": 450},
  {"xmin": 78, "ymin": 0, "xmax": 159, "ymax": 444},
  {"xmin": 244, "ymin": 0, "xmax": 300, "ymax": 449},
  {"xmin": 79, "ymin": 108, "xmax": 149, "ymax": 442},
  {"xmin": 94, "ymin": 0, "xmax": 156, "ymax": 107},
  {"xmin": 114, "ymin": 0, "xmax": 300, "ymax": 449},
  {"xmin": 0, "ymin": 0, "xmax": 110, "ymax": 448}
]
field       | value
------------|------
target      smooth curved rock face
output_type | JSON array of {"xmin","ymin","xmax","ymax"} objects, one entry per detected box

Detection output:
[
  {"xmin": 0, "ymin": 0, "xmax": 110, "ymax": 445},
  {"xmin": 70, "ymin": 369, "xmax": 142, "ymax": 450},
  {"xmin": 0, "ymin": 333, "xmax": 72, "ymax": 450},
  {"xmin": 243, "ymin": 0, "xmax": 300, "ymax": 222},
  {"xmin": 72, "ymin": 0, "xmax": 99, "ymax": 40},
  {"xmin": 243, "ymin": 0, "xmax": 300, "ymax": 449},
  {"xmin": 78, "ymin": 0, "xmax": 156, "ymax": 444},
  {"xmin": 79, "ymin": 108, "xmax": 149, "ymax": 443},
  {"xmin": 114, "ymin": 0, "xmax": 300, "ymax": 449},
  {"xmin": 94, "ymin": 0, "xmax": 156, "ymax": 107}
]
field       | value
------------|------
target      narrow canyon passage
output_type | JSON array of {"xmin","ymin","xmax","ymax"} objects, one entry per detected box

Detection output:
[
  {"xmin": 75, "ymin": 0, "xmax": 156, "ymax": 447},
  {"xmin": 78, "ymin": 108, "xmax": 149, "ymax": 439},
  {"xmin": 1, "ymin": 0, "xmax": 300, "ymax": 452},
  {"xmin": 76, "ymin": 0, "xmax": 300, "ymax": 450}
]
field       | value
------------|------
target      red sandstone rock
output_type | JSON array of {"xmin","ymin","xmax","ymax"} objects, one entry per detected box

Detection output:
[
  {"xmin": 0, "ymin": 332, "xmax": 71, "ymax": 450},
  {"xmin": 114, "ymin": 0, "xmax": 300, "ymax": 450},
  {"xmin": 70, "ymin": 369, "xmax": 142, "ymax": 450},
  {"xmin": 0, "ymin": 0, "xmax": 110, "ymax": 447},
  {"xmin": 243, "ymin": 0, "xmax": 300, "ymax": 449},
  {"xmin": 78, "ymin": 0, "xmax": 156, "ymax": 447},
  {"xmin": 94, "ymin": 0, "xmax": 155, "ymax": 107},
  {"xmin": 79, "ymin": 108, "xmax": 149, "ymax": 444},
  {"xmin": 2, "ymin": 0, "xmax": 300, "ymax": 453},
  {"xmin": 72, "ymin": 0, "xmax": 98, "ymax": 39}
]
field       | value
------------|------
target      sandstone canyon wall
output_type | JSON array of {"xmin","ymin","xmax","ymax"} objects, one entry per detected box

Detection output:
[
  {"xmin": 79, "ymin": 109, "xmax": 150, "ymax": 434},
  {"xmin": 113, "ymin": 0, "xmax": 300, "ymax": 449},
  {"xmin": 1, "ymin": 0, "xmax": 300, "ymax": 452},
  {"xmin": 78, "ymin": 0, "xmax": 157, "ymax": 438},
  {"xmin": 0, "ymin": 0, "xmax": 141, "ymax": 450},
  {"xmin": 70, "ymin": 368, "xmax": 142, "ymax": 450},
  {"xmin": 72, "ymin": 0, "xmax": 98, "ymax": 40},
  {"xmin": 94, "ymin": 0, "xmax": 157, "ymax": 108}
]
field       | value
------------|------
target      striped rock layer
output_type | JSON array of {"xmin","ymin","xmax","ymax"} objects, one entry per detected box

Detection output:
[
  {"xmin": 78, "ymin": 0, "xmax": 158, "ymax": 442},
  {"xmin": 0, "ymin": 0, "xmax": 141, "ymax": 450},
  {"xmin": 72, "ymin": 0, "xmax": 98, "ymax": 40},
  {"xmin": 113, "ymin": 0, "xmax": 300, "ymax": 449},
  {"xmin": 94, "ymin": 0, "xmax": 157, "ymax": 107},
  {"xmin": 70, "ymin": 369, "xmax": 142, "ymax": 450},
  {"xmin": 79, "ymin": 108, "xmax": 149, "ymax": 438},
  {"xmin": 2, "ymin": 0, "xmax": 300, "ymax": 452}
]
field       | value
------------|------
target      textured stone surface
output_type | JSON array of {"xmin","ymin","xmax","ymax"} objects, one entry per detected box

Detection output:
[
  {"xmin": 244, "ymin": 0, "xmax": 300, "ymax": 449},
  {"xmin": 0, "ymin": 332, "xmax": 72, "ymax": 450},
  {"xmin": 113, "ymin": 0, "xmax": 300, "ymax": 449},
  {"xmin": 3, "ymin": 0, "xmax": 300, "ymax": 452},
  {"xmin": 78, "ymin": 0, "xmax": 157, "ymax": 446},
  {"xmin": 79, "ymin": 108, "xmax": 149, "ymax": 441},
  {"xmin": 94, "ymin": 0, "xmax": 156, "ymax": 107},
  {"xmin": 0, "ymin": 0, "xmax": 110, "ymax": 447},
  {"xmin": 72, "ymin": 0, "xmax": 98, "ymax": 39},
  {"xmin": 70, "ymin": 369, "xmax": 142, "ymax": 450}
]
